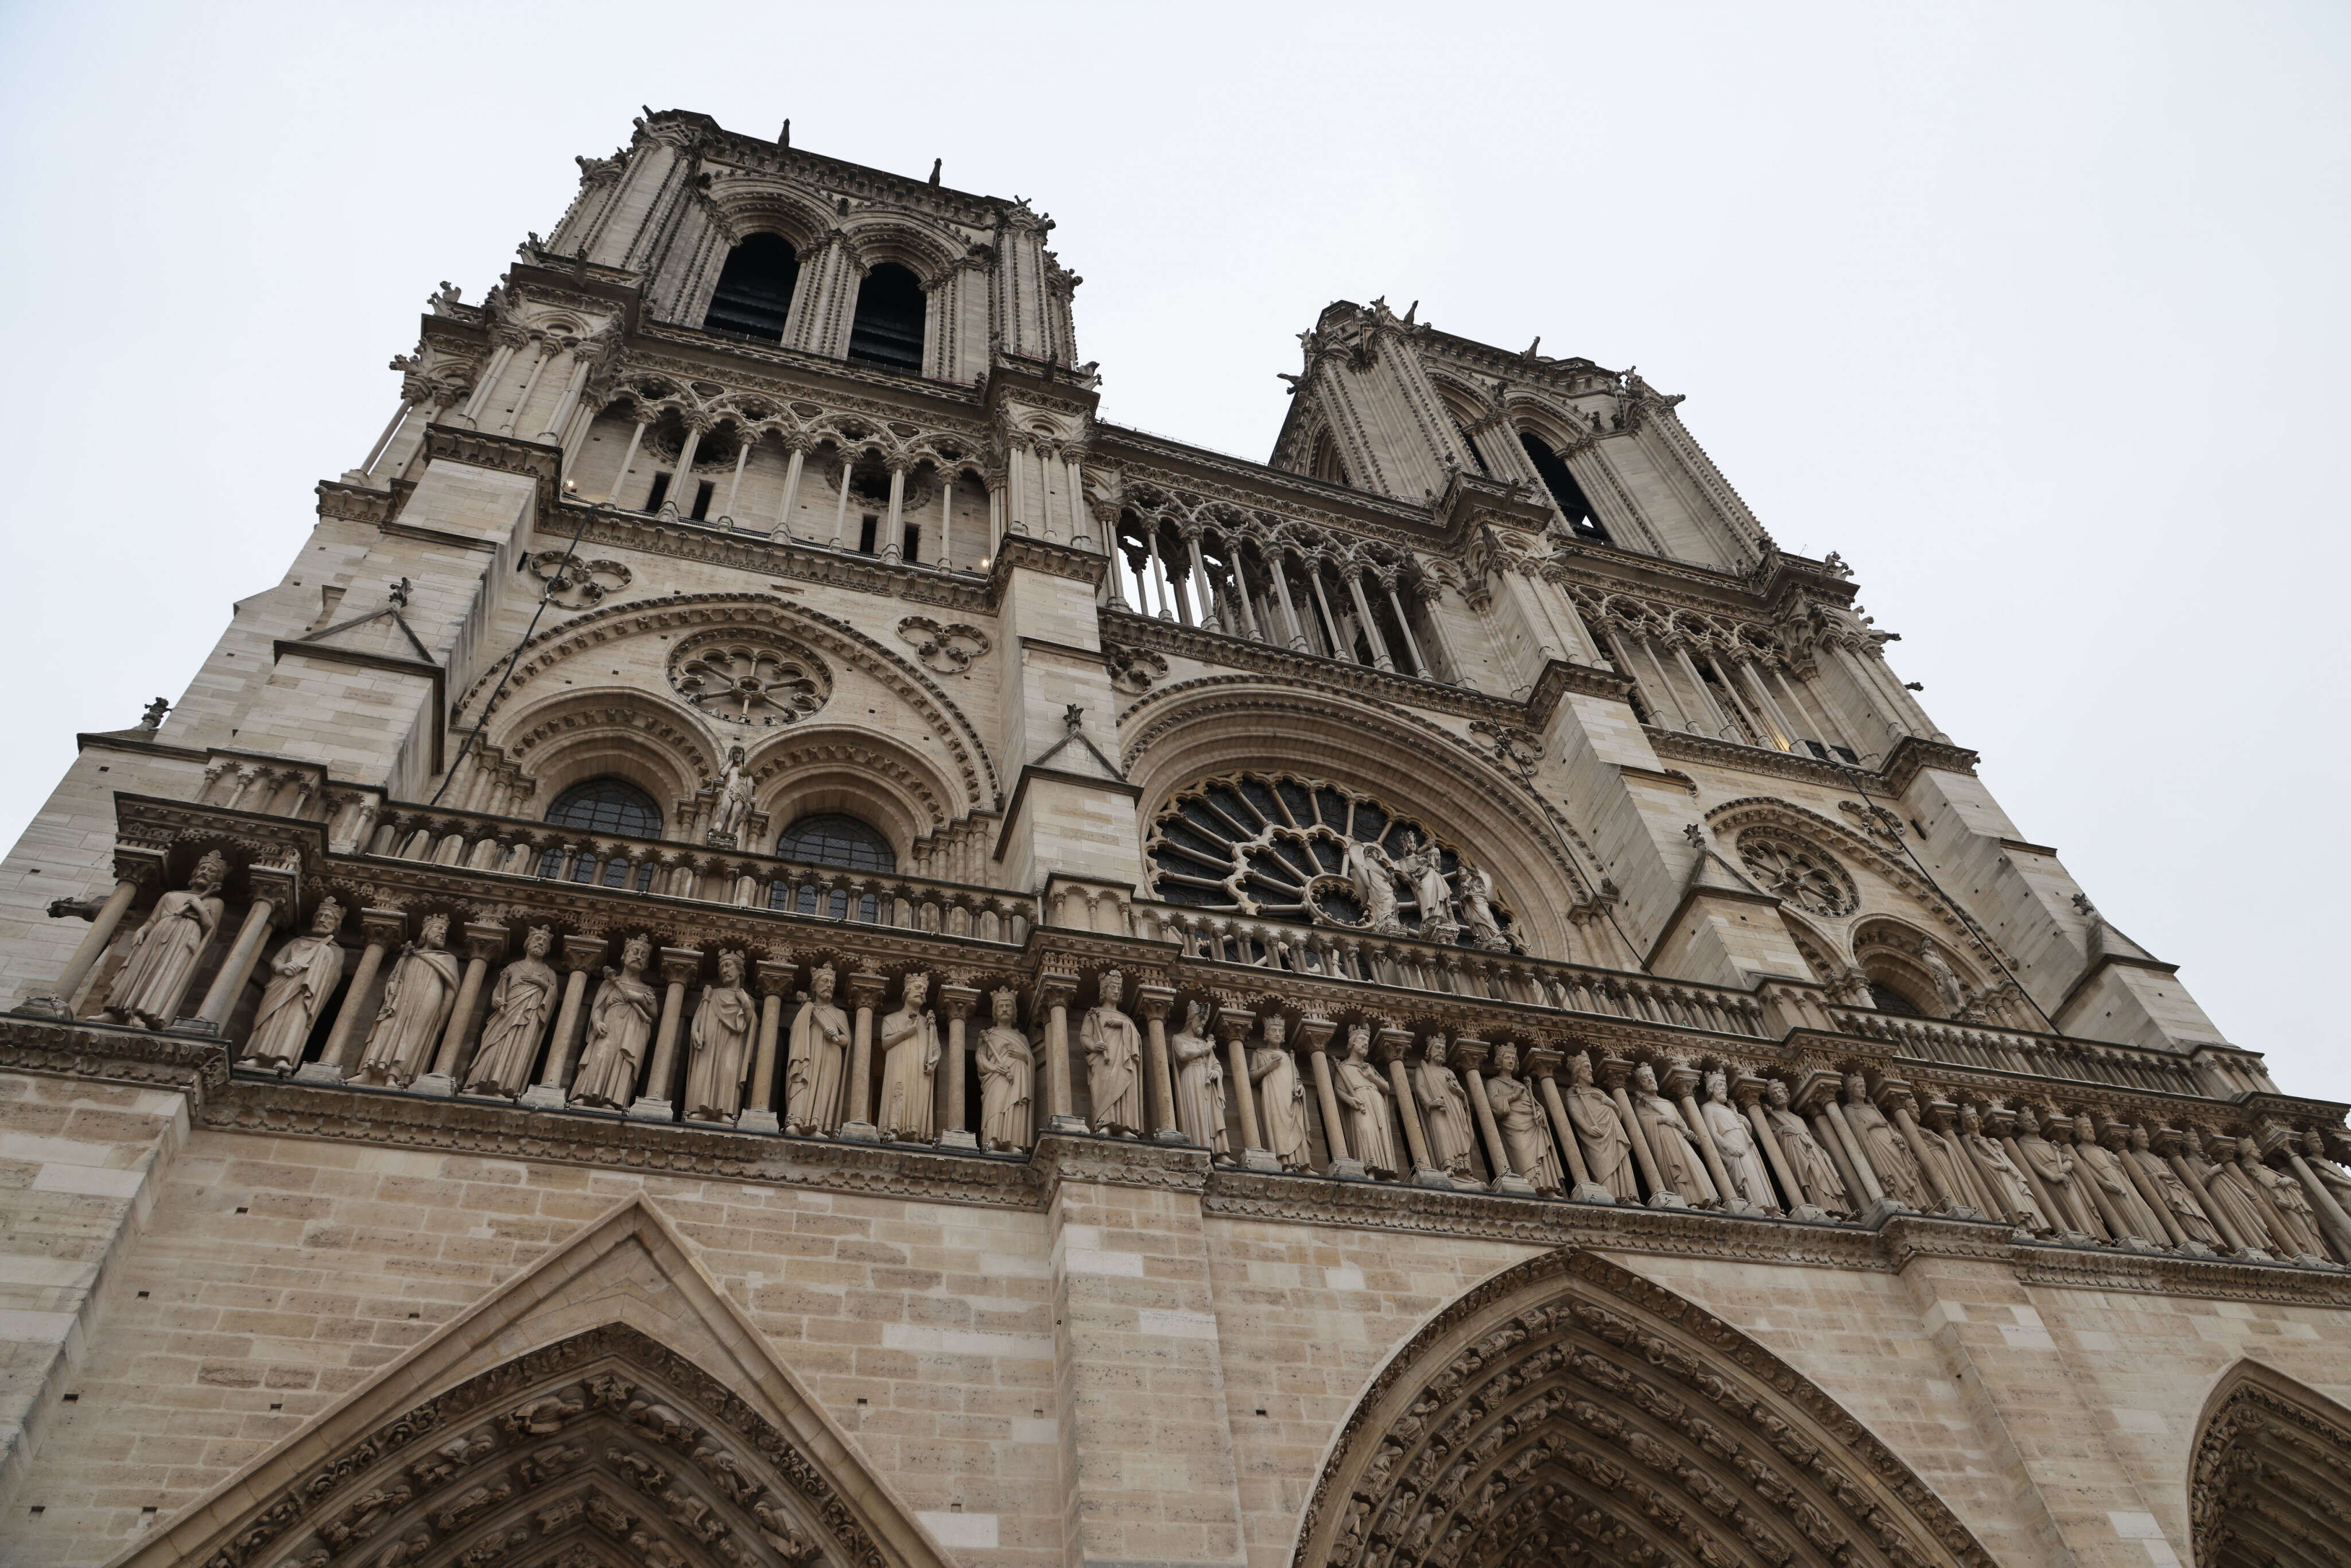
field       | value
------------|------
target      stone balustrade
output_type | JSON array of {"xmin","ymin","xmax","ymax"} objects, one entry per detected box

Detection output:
[
  {"xmin": 1828, "ymin": 1006, "xmax": 2209, "ymax": 1097},
  {"xmin": 358, "ymin": 801, "xmax": 1034, "ymax": 944}
]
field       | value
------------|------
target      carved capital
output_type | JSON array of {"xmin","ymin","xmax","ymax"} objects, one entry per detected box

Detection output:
[
  {"xmin": 658, "ymin": 948, "xmax": 704, "ymax": 987},
  {"xmin": 754, "ymin": 958, "xmax": 798, "ymax": 998},
  {"xmin": 1291, "ymin": 1014, "xmax": 1337, "ymax": 1055},
  {"xmin": 847, "ymin": 967, "xmax": 891, "ymax": 1009},
  {"xmin": 360, "ymin": 909, "xmax": 410, "ymax": 950},
  {"xmin": 937, "ymin": 983, "xmax": 980, "ymax": 1022},
  {"xmin": 1133, "ymin": 983, "xmax": 1176, "ymax": 1023},
  {"xmin": 1523, "ymin": 1045, "xmax": 1564, "ymax": 1081},
  {"xmin": 559, "ymin": 935, "xmax": 609, "ymax": 975},
  {"xmin": 1447, "ymin": 1035, "xmax": 1491, "ymax": 1074},
  {"xmin": 461, "ymin": 922, "xmax": 511, "ymax": 964},
  {"xmin": 1035, "ymin": 972, "xmax": 1078, "ymax": 1010},
  {"xmin": 1373, "ymin": 1026, "xmax": 1417, "ymax": 1067}
]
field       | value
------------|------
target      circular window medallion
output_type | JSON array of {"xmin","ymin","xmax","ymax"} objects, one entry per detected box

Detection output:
[
  {"xmin": 1737, "ymin": 830, "xmax": 1857, "ymax": 918},
  {"xmin": 667, "ymin": 631, "xmax": 832, "ymax": 728}
]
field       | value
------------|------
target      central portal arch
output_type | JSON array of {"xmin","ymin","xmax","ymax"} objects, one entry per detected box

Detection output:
[{"xmin": 1295, "ymin": 1251, "xmax": 1995, "ymax": 1568}]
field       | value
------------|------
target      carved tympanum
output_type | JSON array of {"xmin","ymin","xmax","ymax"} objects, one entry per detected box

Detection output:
[
  {"xmin": 171, "ymin": 1325, "xmax": 874, "ymax": 1568},
  {"xmin": 1736, "ymin": 830, "xmax": 1857, "ymax": 919},
  {"xmin": 668, "ymin": 631, "xmax": 831, "ymax": 727}
]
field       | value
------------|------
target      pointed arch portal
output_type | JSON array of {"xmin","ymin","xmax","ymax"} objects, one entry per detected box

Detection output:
[
  {"xmin": 119, "ymin": 1200, "xmax": 951, "ymax": 1568},
  {"xmin": 1295, "ymin": 1251, "xmax": 1996, "ymax": 1568},
  {"xmin": 2190, "ymin": 1360, "xmax": 2351, "ymax": 1568}
]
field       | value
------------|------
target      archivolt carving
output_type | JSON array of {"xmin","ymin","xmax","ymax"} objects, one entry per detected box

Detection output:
[
  {"xmin": 836, "ymin": 214, "xmax": 966, "ymax": 285},
  {"xmin": 174, "ymin": 1324, "xmax": 880, "ymax": 1568},
  {"xmin": 1295, "ymin": 1249, "xmax": 1995, "ymax": 1568},
  {"xmin": 2189, "ymin": 1360, "xmax": 2351, "ymax": 1568},
  {"xmin": 455, "ymin": 594, "xmax": 999, "ymax": 812},
  {"xmin": 495, "ymin": 694, "xmax": 726, "ymax": 798},
  {"xmin": 745, "ymin": 729, "xmax": 959, "ymax": 847}
]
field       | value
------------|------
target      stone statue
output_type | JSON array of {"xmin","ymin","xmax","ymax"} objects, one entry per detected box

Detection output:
[
  {"xmin": 1485, "ymin": 1045, "xmax": 1561, "ymax": 1193},
  {"xmin": 1844, "ymin": 1073, "xmax": 1929, "ymax": 1209},
  {"xmin": 683, "ymin": 952, "xmax": 755, "ymax": 1123},
  {"xmin": 783, "ymin": 965, "xmax": 851, "ymax": 1136},
  {"xmin": 2197, "ymin": 1135, "xmax": 2280, "ymax": 1257},
  {"xmin": 1632, "ymin": 1063, "xmax": 1717, "ymax": 1206},
  {"xmin": 1393, "ymin": 831, "xmax": 1458, "ymax": 941},
  {"xmin": 1565, "ymin": 1053, "xmax": 1638, "ymax": 1200},
  {"xmin": 571, "ymin": 936, "xmax": 657, "ymax": 1108},
  {"xmin": 1333, "ymin": 1024, "xmax": 1397, "ymax": 1178},
  {"xmin": 876, "ymin": 972, "xmax": 941, "ymax": 1142},
  {"xmin": 1701, "ymin": 1070, "xmax": 1776, "ymax": 1212},
  {"xmin": 2240, "ymin": 1140, "xmax": 2326, "ymax": 1259},
  {"xmin": 2303, "ymin": 1130, "xmax": 2351, "ymax": 1212},
  {"xmin": 1250, "ymin": 1015, "xmax": 1309, "ymax": 1171},
  {"xmin": 2128, "ymin": 1125, "xmax": 2224, "ymax": 1249},
  {"xmin": 242, "ymin": 899, "xmax": 345, "ymax": 1072},
  {"xmin": 974, "ymin": 987, "xmax": 1033, "ymax": 1152},
  {"xmin": 1961, "ymin": 1104, "xmax": 2051, "ymax": 1233},
  {"xmin": 1765, "ymin": 1079, "xmax": 1852, "ymax": 1218},
  {"xmin": 1169, "ymin": 1002, "xmax": 1228, "ymax": 1159},
  {"xmin": 2014, "ymin": 1105, "xmax": 2098, "ymax": 1236},
  {"xmin": 358, "ymin": 914, "xmax": 461, "ymax": 1088},
  {"xmin": 100, "ymin": 850, "xmax": 227, "ymax": 1028},
  {"xmin": 1411, "ymin": 1037, "xmax": 1478, "ymax": 1178},
  {"xmin": 1341, "ymin": 837, "xmax": 1403, "ymax": 934},
  {"xmin": 137, "ymin": 697, "xmax": 170, "ymax": 735},
  {"xmin": 1909, "ymin": 1108, "xmax": 1981, "ymax": 1217},
  {"xmin": 430, "ymin": 281, "xmax": 463, "ymax": 314},
  {"xmin": 1458, "ymin": 864, "xmax": 1508, "ymax": 952},
  {"xmin": 708, "ymin": 746, "xmax": 753, "ymax": 847},
  {"xmin": 1918, "ymin": 941, "xmax": 1972, "ymax": 1016},
  {"xmin": 2074, "ymin": 1115, "xmax": 2160, "ymax": 1244},
  {"xmin": 463, "ymin": 925, "xmax": 557, "ymax": 1097},
  {"xmin": 1079, "ymin": 969, "xmax": 1146, "ymax": 1138}
]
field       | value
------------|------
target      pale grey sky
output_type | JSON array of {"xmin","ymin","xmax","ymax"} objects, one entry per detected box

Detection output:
[{"xmin": 2, "ymin": 2, "xmax": 2342, "ymax": 1101}]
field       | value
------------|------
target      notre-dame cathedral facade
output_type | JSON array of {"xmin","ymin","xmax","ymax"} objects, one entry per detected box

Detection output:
[{"xmin": 1, "ymin": 108, "xmax": 2346, "ymax": 1568}]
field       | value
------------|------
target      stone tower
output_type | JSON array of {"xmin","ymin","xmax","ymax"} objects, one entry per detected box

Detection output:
[{"xmin": 1, "ymin": 108, "xmax": 2346, "ymax": 1568}]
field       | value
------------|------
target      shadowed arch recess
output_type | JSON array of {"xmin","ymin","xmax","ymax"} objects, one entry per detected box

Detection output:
[
  {"xmin": 1295, "ymin": 1249, "xmax": 1995, "ymax": 1568},
  {"xmin": 2190, "ymin": 1359, "xmax": 2351, "ymax": 1568}
]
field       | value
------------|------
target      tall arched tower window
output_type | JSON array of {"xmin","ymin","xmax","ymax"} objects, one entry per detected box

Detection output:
[
  {"xmin": 704, "ymin": 234, "xmax": 800, "ymax": 343},
  {"xmin": 847, "ymin": 263, "xmax": 926, "ymax": 371},
  {"xmin": 1520, "ymin": 430, "xmax": 1611, "ymax": 543},
  {"xmin": 774, "ymin": 813, "xmax": 895, "ymax": 872}
]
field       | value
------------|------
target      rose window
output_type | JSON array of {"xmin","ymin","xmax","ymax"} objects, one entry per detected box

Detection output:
[
  {"xmin": 1145, "ymin": 771, "xmax": 1515, "ymax": 950},
  {"xmin": 1737, "ymin": 832, "xmax": 1857, "ymax": 918},
  {"xmin": 667, "ymin": 632, "xmax": 831, "ymax": 728}
]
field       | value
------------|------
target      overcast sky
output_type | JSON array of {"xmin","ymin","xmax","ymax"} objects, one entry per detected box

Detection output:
[{"xmin": 2, "ymin": 2, "xmax": 2342, "ymax": 1102}]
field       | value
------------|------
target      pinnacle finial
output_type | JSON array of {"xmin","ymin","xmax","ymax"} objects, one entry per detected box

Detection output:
[{"xmin": 929, "ymin": 157, "xmax": 942, "ymax": 185}]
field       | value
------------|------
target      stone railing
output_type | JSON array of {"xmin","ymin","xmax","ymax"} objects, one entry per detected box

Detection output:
[
  {"xmin": 1828, "ymin": 1007, "xmax": 2206, "ymax": 1098},
  {"xmin": 360, "ymin": 802, "xmax": 1034, "ymax": 945},
  {"xmin": 1139, "ymin": 905, "xmax": 1770, "ymax": 1038}
]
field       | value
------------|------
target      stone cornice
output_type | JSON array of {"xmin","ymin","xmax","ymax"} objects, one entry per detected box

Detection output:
[
  {"xmin": 1883, "ymin": 734, "xmax": 1983, "ymax": 793},
  {"xmin": 1646, "ymin": 726, "xmax": 1887, "ymax": 790},
  {"xmin": 0, "ymin": 1015, "xmax": 230, "ymax": 1101},
  {"xmin": 563, "ymin": 505, "xmax": 995, "ymax": 614},
  {"xmin": 989, "ymin": 533, "xmax": 1105, "ymax": 591},
  {"xmin": 629, "ymin": 324, "xmax": 987, "ymax": 417},
  {"xmin": 1094, "ymin": 427, "xmax": 1438, "ymax": 538},
  {"xmin": 420, "ymin": 424, "xmax": 564, "ymax": 514}
]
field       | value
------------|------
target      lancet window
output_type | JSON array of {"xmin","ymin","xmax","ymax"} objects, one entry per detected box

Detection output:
[
  {"xmin": 1519, "ymin": 430, "xmax": 1609, "ymax": 542},
  {"xmin": 1111, "ymin": 506, "xmax": 1453, "ymax": 683},
  {"xmin": 1146, "ymin": 771, "xmax": 1516, "ymax": 952},
  {"xmin": 703, "ymin": 232, "xmax": 800, "ymax": 343},
  {"xmin": 847, "ymin": 262, "xmax": 925, "ymax": 372}
]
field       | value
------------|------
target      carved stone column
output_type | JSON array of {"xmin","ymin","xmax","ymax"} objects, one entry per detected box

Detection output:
[
  {"xmin": 1667, "ymin": 1061, "xmax": 1743, "ymax": 1213},
  {"xmin": 1600, "ymin": 1056, "xmax": 1673, "ymax": 1206},
  {"xmin": 1884, "ymin": 1084, "xmax": 1974, "ymax": 1219},
  {"xmin": 1037, "ymin": 972, "xmax": 1084, "ymax": 1134},
  {"xmin": 416, "ymin": 922, "xmax": 504, "ymax": 1096},
  {"xmin": 1452, "ymin": 1038, "xmax": 1534, "ymax": 1197},
  {"xmin": 937, "ymin": 983, "xmax": 980, "ymax": 1151},
  {"xmin": 1378, "ymin": 1026, "xmax": 1448, "ymax": 1188},
  {"xmin": 21, "ymin": 862, "xmax": 149, "ymax": 1019},
  {"xmin": 301, "ymin": 909, "xmax": 404, "ymax": 1085},
  {"xmin": 180, "ymin": 872, "xmax": 289, "ymax": 1037},
  {"xmin": 518, "ymin": 936, "xmax": 606, "ymax": 1110},
  {"xmin": 1795, "ymin": 1073, "xmax": 1876, "ymax": 1217},
  {"xmin": 1298, "ymin": 1015, "xmax": 1361, "ymax": 1180},
  {"xmin": 2165, "ymin": 1135, "xmax": 2261, "ymax": 1258},
  {"xmin": 836, "ymin": 967, "xmax": 890, "ymax": 1142},
  {"xmin": 1219, "ymin": 1007, "xmax": 1278, "ymax": 1172},
  {"xmin": 738, "ymin": 957, "xmax": 796, "ymax": 1134},
  {"xmin": 1527, "ymin": 1048, "xmax": 1609, "ymax": 1204},
  {"xmin": 1136, "ymin": 984, "xmax": 1184, "ymax": 1143},
  {"xmin": 626, "ymin": 948, "xmax": 703, "ymax": 1122},
  {"xmin": 1739, "ymin": 1075, "xmax": 1821, "ymax": 1220}
]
